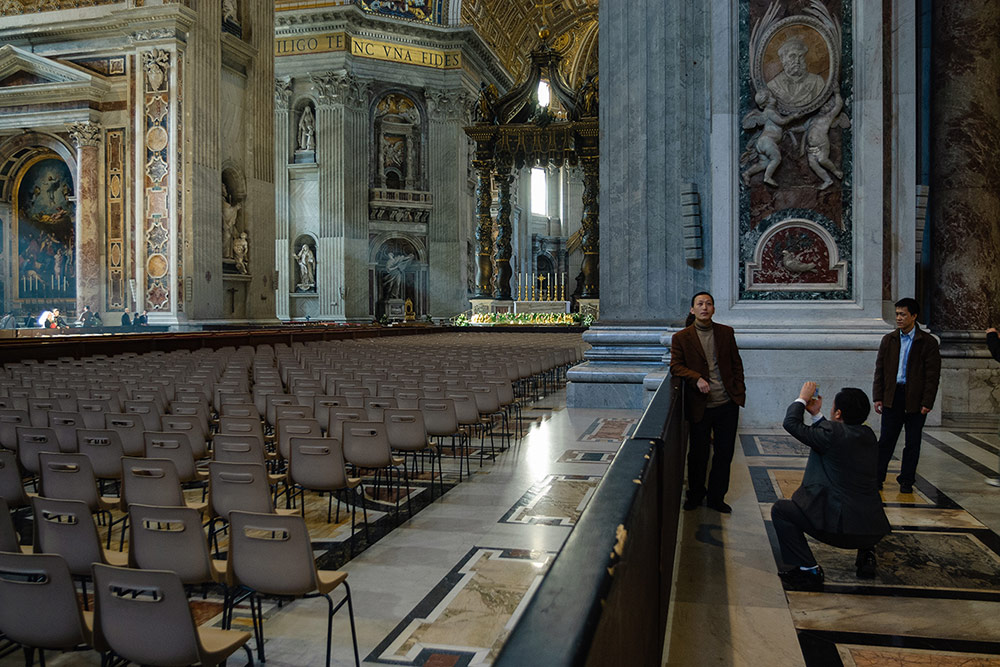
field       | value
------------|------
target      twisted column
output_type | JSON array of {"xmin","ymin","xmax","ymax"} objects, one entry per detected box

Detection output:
[
  {"xmin": 580, "ymin": 155, "xmax": 600, "ymax": 298},
  {"xmin": 472, "ymin": 158, "xmax": 495, "ymax": 298},
  {"xmin": 493, "ymin": 156, "xmax": 514, "ymax": 300}
]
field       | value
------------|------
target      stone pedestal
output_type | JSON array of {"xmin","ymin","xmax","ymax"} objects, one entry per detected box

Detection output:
[{"xmin": 514, "ymin": 301, "xmax": 569, "ymax": 314}]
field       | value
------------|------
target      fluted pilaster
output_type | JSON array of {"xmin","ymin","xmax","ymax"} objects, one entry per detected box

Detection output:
[
  {"xmin": 427, "ymin": 89, "xmax": 472, "ymax": 315},
  {"xmin": 275, "ymin": 77, "xmax": 293, "ymax": 319},
  {"xmin": 68, "ymin": 122, "xmax": 103, "ymax": 314}
]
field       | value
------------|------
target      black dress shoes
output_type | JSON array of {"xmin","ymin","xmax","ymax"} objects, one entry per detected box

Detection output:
[
  {"xmin": 778, "ymin": 565, "xmax": 825, "ymax": 592},
  {"xmin": 706, "ymin": 499, "xmax": 732, "ymax": 514},
  {"xmin": 856, "ymin": 549, "xmax": 877, "ymax": 579},
  {"xmin": 899, "ymin": 483, "xmax": 914, "ymax": 494},
  {"xmin": 683, "ymin": 497, "xmax": 702, "ymax": 511}
]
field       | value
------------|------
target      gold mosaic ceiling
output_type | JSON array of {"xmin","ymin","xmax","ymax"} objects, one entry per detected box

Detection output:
[
  {"xmin": 461, "ymin": 0, "xmax": 599, "ymax": 88},
  {"xmin": 0, "ymin": 0, "xmax": 120, "ymax": 16}
]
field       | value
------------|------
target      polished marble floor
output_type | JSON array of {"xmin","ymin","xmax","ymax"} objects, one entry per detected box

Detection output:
[{"xmin": 665, "ymin": 425, "xmax": 1000, "ymax": 667}]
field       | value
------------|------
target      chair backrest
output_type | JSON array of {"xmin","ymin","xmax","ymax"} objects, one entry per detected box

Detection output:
[
  {"xmin": 364, "ymin": 396, "xmax": 397, "ymax": 422},
  {"xmin": 209, "ymin": 461, "xmax": 275, "ymax": 519},
  {"xmin": 120, "ymin": 457, "xmax": 186, "ymax": 508},
  {"xmin": 339, "ymin": 387, "xmax": 370, "ymax": 408},
  {"xmin": 212, "ymin": 433, "xmax": 268, "ymax": 466},
  {"xmin": 89, "ymin": 389, "xmax": 124, "ymax": 412},
  {"xmin": 220, "ymin": 402, "xmax": 261, "ymax": 420},
  {"xmin": 0, "ymin": 552, "xmax": 90, "ymax": 650},
  {"xmin": 123, "ymin": 400, "xmax": 162, "ymax": 432},
  {"xmin": 384, "ymin": 408, "xmax": 428, "ymax": 451},
  {"xmin": 160, "ymin": 414, "xmax": 208, "ymax": 459},
  {"xmin": 46, "ymin": 411, "xmax": 83, "ymax": 452},
  {"xmin": 218, "ymin": 415, "xmax": 265, "ymax": 443},
  {"xmin": 275, "ymin": 417, "xmax": 322, "ymax": 461},
  {"xmin": 31, "ymin": 496, "xmax": 105, "ymax": 577},
  {"xmin": 92, "ymin": 564, "xmax": 201, "ymax": 667},
  {"xmin": 342, "ymin": 420, "xmax": 393, "ymax": 469},
  {"xmin": 420, "ymin": 383, "xmax": 446, "ymax": 399},
  {"xmin": 168, "ymin": 401, "xmax": 211, "ymax": 434},
  {"xmin": 27, "ymin": 397, "xmax": 58, "ymax": 427},
  {"xmin": 328, "ymin": 408, "xmax": 366, "ymax": 442},
  {"xmin": 446, "ymin": 390, "xmax": 481, "ymax": 425},
  {"xmin": 393, "ymin": 387, "xmax": 423, "ymax": 410},
  {"xmin": 15, "ymin": 426, "xmax": 61, "ymax": 475},
  {"xmin": 312, "ymin": 395, "xmax": 347, "ymax": 432},
  {"xmin": 265, "ymin": 394, "xmax": 300, "ymax": 427},
  {"xmin": 288, "ymin": 436, "xmax": 349, "ymax": 492},
  {"xmin": 127, "ymin": 504, "xmax": 214, "ymax": 585},
  {"xmin": 104, "ymin": 413, "xmax": 145, "ymax": 456},
  {"xmin": 38, "ymin": 452, "xmax": 101, "ymax": 511},
  {"xmin": 0, "ymin": 449, "xmax": 29, "ymax": 509},
  {"xmin": 273, "ymin": 403, "xmax": 314, "ymax": 423},
  {"xmin": 75, "ymin": 399, "xmax": 111, "ymax": 429},
  {"xmin": 75, "ymin": 429, "xmax": 126, "ymax": 480},
  {"xmin": 418, "ymin": 398, "xmax": 459, "ymax": 436},
  {"xmin": 143, "ymin": 431, "xmax": 199, "ymax": 482},
  {"xmin": 0, "ymin": 408, "xmax": 31, "ymax": 450},
  {"xmin": 466, "ymin": 384, "xmax": 501, "ymax": 414},
  {"xmin": 0, "ymin": 496, "xmax": 19, "ymax": 552},
  {"xmin": 227, "ymin": 510, "xmax": 317, "ymax": 596}
]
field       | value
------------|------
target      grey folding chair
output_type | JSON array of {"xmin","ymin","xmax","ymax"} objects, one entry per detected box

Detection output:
[
  {"xmin": 92, "ymin": 563, "xmax": 252, "ymax": 667},
  {"xmin": 226, "ymin": 510, "xmax": 359, "ymax": 666},
  {"xmin": 0, "ymin": 552, "xmax": 94, "ymax": 666}
]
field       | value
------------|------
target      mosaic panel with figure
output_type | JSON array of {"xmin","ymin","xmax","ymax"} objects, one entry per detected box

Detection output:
[{"xmin": 16, "ymin": 157, "xmax": 75, "ymax": 303}]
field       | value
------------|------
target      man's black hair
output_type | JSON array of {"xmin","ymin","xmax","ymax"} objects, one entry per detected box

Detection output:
[
  {"xmin": 894, "ymin": 297, "xmax": 920, "ymax": 317},
  {"xmin": 690, "ymin": 291, "xmax": 714, "ymax": 307},
  {"xmin": 834, "ymin": 387, "xmax": 870, "ymax": 425}
]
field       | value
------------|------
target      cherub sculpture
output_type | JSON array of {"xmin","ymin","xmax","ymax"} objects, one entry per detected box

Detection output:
[
  {"xmin": 741, "ymin": 90, "xmax": 801, "ymax": 187},
  {"xmin": 799, "ymin": 91, "xmax": 850, "ymax": 190}
]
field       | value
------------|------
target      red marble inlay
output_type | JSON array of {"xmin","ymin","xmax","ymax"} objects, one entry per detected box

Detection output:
[{"xmin": 751, "ymin": 225, "xmax": 838, "ymax": 285}]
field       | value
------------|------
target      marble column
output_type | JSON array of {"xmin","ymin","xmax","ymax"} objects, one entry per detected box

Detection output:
[
  {"xmin": 493, "ymin": 156, "xmax": 514, "ymax": 301},
  {"xmin": 68, "ymin": 121, "xmax": 103, "ymax": 314},
  {"xmin": 472, "ymin": 157, "xmax": 495, "ymax": 298},
  {"xmin": 929, "ymin": 1, "xmax": 1000, "ymax": 330},
  {"xmin": 274, "ymin": 78, "xmax": 293, "ymax": 320}
]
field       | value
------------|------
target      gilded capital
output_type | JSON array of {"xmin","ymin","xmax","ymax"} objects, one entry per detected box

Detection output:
[{"xmin": 68, "ymin": 122, "xmax": 102, "ymax": 149}]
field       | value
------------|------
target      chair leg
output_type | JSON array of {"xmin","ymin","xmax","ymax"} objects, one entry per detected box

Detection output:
[
  {"xmin": 323, "ymin": 593, "xmax": 334, "ymax": 667},
  {"xmin": 401, "ymin": 461, "xmax": 412, "ymax": 518},
  {"xmin": 343, "ymin": 582, "xmax": 361, "ymax": 667},
  {"xmin": 242, "ymin": 644, "xmax": 255, "ymax": 666},
  {"xmin": 250, "ymin": 594, "xmax": 266, "ymax": 664}
]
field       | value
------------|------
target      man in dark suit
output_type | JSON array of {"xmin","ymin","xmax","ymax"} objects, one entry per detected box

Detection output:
[
  {"xmin": 670, "ymin": 291, "xmax": 746, "ymax": 513},
  {"xmin": 121, "ymin": 308, "xmax": 132, "ymax": 327},
  {"xmin": 873, "ymin": 298, "xmax": 941, "ymax": 494},
  {"xmin": 772, "ymin": 382, "xmax": 890, "ymax": 591}
]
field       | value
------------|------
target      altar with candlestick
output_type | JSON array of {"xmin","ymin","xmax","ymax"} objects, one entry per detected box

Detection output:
[{"xmin": 514, "ymin": 272, "xmax": 569, "ymax": 314}]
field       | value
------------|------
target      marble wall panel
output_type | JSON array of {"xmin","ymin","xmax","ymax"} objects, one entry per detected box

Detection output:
[
  {"xmin": 289, "ymin": 178, "xmax": 319, "ymax": 233},
  {"xmin": 739, "ymin": 0, "xmax": 854, "ymax": 301}
]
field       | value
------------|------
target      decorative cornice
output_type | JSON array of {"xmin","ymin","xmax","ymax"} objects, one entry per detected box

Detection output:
[
  {"xmin": 275, "ymin": 5, "xmax": 512, "ymax": 89},
  {"xmin": 68, "ymin": 121, "xmax": 102, "ymax": 148}
]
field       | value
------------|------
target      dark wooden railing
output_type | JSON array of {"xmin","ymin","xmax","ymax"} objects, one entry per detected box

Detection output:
[{"xmin": 495, "ymin": 375, "xmax": 685, "ymax": 667}]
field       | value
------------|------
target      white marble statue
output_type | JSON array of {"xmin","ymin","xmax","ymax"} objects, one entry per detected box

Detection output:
[
  {"xmin": 294, "ymin": 243, "xmax": 316, "ymax": 291},
  {"xmin": 381, "ymin": 252, "xmax": 414, "ymax": 300},
  {"xmin": 741, "ymin": 90, "xmax": 801, "ymax": 187},
  {"xmin": 799, "ymin": 91, "xmax": 850, "ymax": 190},
  {"xmin": 233, "ymin": 232, "xmax": 249, "ymax": 274},
  {"xmin": 297, "ymin": 106, "xmax": 315, "ymax": 152},
  {"xmin": 766, "ymin": 36, "xmax": 826, "ymax": 109},
  {"xmin": 221, "ymin": 184, "xmax": 242, "ymax": 260}
]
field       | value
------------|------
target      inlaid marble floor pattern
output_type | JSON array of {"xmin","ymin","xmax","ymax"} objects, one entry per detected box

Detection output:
[
  {"xmin": 0, "ymin": 392, "xmax": 639, "ymax": 667},
  {"xmin": 666, "ymin": 426, "xmax": 1000, "ymax": 667}
]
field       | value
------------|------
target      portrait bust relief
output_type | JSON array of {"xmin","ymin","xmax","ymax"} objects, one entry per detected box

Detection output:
[{"xmin": 750, "ymin": 2, "xmax": 840, "ymax": 116}]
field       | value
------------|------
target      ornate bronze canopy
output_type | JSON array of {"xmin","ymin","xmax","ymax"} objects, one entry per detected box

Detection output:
[{"xmin": 465, "ymin": 36, "xmax": 599, "ymax": 301}]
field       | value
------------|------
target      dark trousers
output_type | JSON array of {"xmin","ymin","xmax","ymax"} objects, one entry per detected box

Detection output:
[
  {"xmin": 877, "ymin": 385, "xmax": 926, "ymax": 486},
  {"xmin": 770, "ymin": 499, "xmax": 882, "ymax": 568},
  {"xmin": 686, "ymin": 400, "xmax": 740, "ymax": 504}
]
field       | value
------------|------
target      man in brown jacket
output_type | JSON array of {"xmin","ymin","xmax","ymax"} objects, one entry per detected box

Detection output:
[
  {"xmin": 873, "ymin": 298, "xmax": 941, "ymax": 494},
  {"xmin": 670, "ymin": 292, "xmax": 746, "ymax": 513}
]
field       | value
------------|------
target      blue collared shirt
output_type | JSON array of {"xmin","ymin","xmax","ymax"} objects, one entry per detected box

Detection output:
[{"xmin": 897, "ymin": 328, "xmax": 915, "ymax": 384}]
